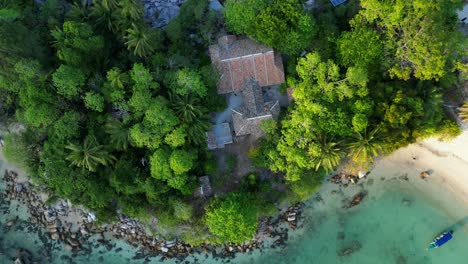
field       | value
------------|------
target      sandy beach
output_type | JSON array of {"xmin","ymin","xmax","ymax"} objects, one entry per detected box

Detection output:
[{"xmin": 371, "ymin": 126, "xmax": 468, "ymax": 208}]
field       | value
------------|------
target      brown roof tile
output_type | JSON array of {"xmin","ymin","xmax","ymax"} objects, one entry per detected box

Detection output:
[{"xmin": 210, "ymin": 35, "xmax": 285, "ymax": 94}]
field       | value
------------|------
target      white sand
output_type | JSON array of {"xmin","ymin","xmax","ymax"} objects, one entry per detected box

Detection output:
[{"xmin": 372, "ymin": 127, "xmax": 468, "ymax": 208}]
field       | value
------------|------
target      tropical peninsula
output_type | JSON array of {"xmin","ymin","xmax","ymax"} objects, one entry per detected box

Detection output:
[{"xmin": 0, "ymin": 0, "xmax": 467, "ymax": 263}]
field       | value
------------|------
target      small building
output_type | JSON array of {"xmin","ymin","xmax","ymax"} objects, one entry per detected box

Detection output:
[
  {"xmin": 206, "ymin": 123, "xmax": 233, "ymax": 150},
  {"xmin": 206, "ymin": 35, "xmax": 285, "ymax": 147}
]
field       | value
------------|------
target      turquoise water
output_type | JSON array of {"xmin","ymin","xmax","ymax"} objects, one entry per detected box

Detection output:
[
  {"xmin": 2, "ymin": 156, "xmax": 468, "ymax": 263},
  {"xmin": 237, "ymin": 183, "xmax": 468, "ymax": 264}
]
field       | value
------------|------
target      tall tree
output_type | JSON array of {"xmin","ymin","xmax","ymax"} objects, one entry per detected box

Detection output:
[
  {"xmin": 169, "ymin": 93, "xmax": 211, "ymax": 145},
  {"xmin": 310, "ymin": 135, "xmax": 344, "ymax": 173},
  {"xmin": 66, "ymin": 135, "xmax": 116, "ymax": 172},
  {"xmin": 51, "ymin": 21, "xmax": 105, "ymax": 69},
  {"xmin": 124, "ymin": 24, "xmax": 154, "ymax": 57},
  {"xmin": 347, "ymin": 127, "xmax": 385, "ymax": 165},
  {"xmin": 105, "ymin": 118, "xmax": 130, "ymax": 151},
  {"xmin": 205, "ymin": 192, "xmax": 258, "ymax": 243},
  {"xmin": 52, "ymin": 64, "xmax": 86, "ymax": 98},
  {"xmin": 355, "ymin": 0, "xmax": 464, "ymax": 80},
  {"xmin": 130, "ymin": 97, "xmax": 179, "ymax": 149},
  {"xmin": 224, "ymin": 0, "xmax": 316, "ymax": 54}
]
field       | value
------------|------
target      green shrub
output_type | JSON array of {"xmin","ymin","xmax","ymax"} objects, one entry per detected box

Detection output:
[{"xmin": 204, "ymin": 192, "xmax": 258, "ymax": 243}]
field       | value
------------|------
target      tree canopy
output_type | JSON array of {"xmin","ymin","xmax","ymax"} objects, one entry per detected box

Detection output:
[
  {"xmin": 225, "ymin": 0, "xmax": 316, "ymax": 54},
  {"xmin": 205, "ymin": 192, "xmax": 258, "ymax": 243}
]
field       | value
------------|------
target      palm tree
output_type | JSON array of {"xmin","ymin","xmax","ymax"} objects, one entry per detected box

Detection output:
[
  {"xmin": 170, "ymin": 93, "xmax": 205, "ymax": 123},
  {"xmin": 347, "ymin": 127, "xmax": 385, "ymax": 164},
  {"xmin": 124, "ymin": 24, "xmax": 154, "ymax": 57},
  {"xmin": 66, "ymin": 135, "xmax": 116, "ymax": 172},
  {"xmin": 100, "ymin": 0, "xmax": 119, "ymax": 10},
  {"xmin": 106, "ymin": 67, "xmax": 127, "ymax": 89},
  {"xmin": 169, "ymin": 93, "xmax": 211, "ymax": 145},
  {"xmin": 66, "ymin": 2, "xmax": 92, "ymax": 22},
  {"xmin": 311, "ymin": 135, "xmax": 344, "ymax": 173},
  {"xmin": 91, "ymin": 2, "xmax": 119, "ymax": 33},
  {"xmin": 118, "ymin": 0, "xmax": 143, "ymax": 21},
  {"xmin": 105, "ymin": 118, "xmax": 130, "ymax": 151},
  {"xmin": 460, "ymin": 102, "xmax": 468, "ymax": 122}
]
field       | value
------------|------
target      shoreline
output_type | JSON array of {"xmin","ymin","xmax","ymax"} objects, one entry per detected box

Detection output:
[
  {"xmin": 375, "ymin": 128, "xmax": 468, "ymax": 207},
  {"xmin": 2, "ymin": 128, "xmax": 468, "ymax": 262},
  {"xmin": 0, "ymin": 166, "xmax": 303, "ymax": 263}
]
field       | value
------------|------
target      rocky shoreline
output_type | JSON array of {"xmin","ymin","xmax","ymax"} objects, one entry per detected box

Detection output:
[{"xmin": 1, "ymin": 169, "xmax": 305, "ymax": 263}]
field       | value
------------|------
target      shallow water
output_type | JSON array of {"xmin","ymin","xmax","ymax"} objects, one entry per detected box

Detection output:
[{"xmin": 2, "ymin": 156, "xmax": 468, "ymax": 263}]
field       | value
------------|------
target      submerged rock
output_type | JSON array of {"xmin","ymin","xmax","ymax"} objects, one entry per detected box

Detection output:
[
  {"xmin": 337, "ymin": 241, "xmax": 362, "ymax": 257},
  {"xmin": 344, "ymin": 192, "xmax": 367, "ymax": 209},
  {"xmin": 337, "ymin": 232, "xmax": 345, "ymax": 240},
  {"xmin": 5, "ymin": 219, "xmax": 16, "ymax": 228},
  {"xmin": 402, "ymin": 198, "xmax": 411, "ymax": 207}
]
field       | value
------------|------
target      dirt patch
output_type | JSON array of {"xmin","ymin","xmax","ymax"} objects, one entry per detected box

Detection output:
[{"xmin": 211, "ymin": 135, "xmax": 258, "ymax": 194}]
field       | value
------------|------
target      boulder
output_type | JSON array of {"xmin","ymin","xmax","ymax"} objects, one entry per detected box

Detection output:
[
  {"xmin": 209, "ymin": 0, "xmax": 222, "ymax": 11},
  {"xmin": 358, "ymin": 171, "xmax": 367, "ymax": 179},
  {"xmin": 15, "ymin": 183, "xmax": 23, "ymax": 193},
  {"xmin": 155, "ymin": 5, "xmax": 180, "ymax": 28},
  {"xmin": 5, "ymin": 219, "xmax": 16, "ymax": 228},
  {"xmin": 160, "ymin": 247, "xmax": 169, "ymax": 253},
  {"xmin": 50, "ymin": 233, "xmax": 59, "ymax": 240}
]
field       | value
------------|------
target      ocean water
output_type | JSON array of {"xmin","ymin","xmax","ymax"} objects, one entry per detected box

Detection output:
[{"xmin": 2, "ymin": 157, "xmax": 468, "ymax": 264}]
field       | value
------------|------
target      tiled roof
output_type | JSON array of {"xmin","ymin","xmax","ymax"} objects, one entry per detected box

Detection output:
[
  {"xmin": 232, "ymin": 110, "xmax": 273, "ymax": 138},
  {"xmin": 231, "ymin": 81, "xmax": 280, "ymax": 139},
  {"xmin": 210, "ymin": 35, "xmax": 285, "ymax": 94},
  {"xmin": 241, "ymin": 78, "xmax": 265, "ymax": 117}
]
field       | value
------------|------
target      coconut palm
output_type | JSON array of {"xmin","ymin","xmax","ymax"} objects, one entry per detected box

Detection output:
[
  {"xmin": 118, "ymin": 0, "xmax": 143, "ymax": 22},
  {"xmin": 106, "ymin": 67, "xmax": 127, "ymax": 89},
  {"xmin": 100, "ymin": 0, "xmax": 119, "ymax": 10},
  {"xmin": 105, "ymin": 118, "xmax": 130, "ymax": 151},
  {"xmin": 169, "ymin": 93, "xmax": 211, "ymax": 145},
  {"xmin": 124, "ymin": 24, "xmax": 154, "ymax": 57},
  {"xmin": 311, "ymin": 135, "xmax": 344, "ymax": 173},
  {"xmin": 66, "ymin": 2, "xmax": 92, "ymax": 22},
  {"xmin": 91, "ymin": 1, "xmax": 119, "ymax": 33},
  {"xmin": 66, "ymin": 135, "xmax": 116, "ymax": 172},
  {"xmin": 169, "ymin": 93, "xmax": 205, "ymax": 123},
  {"xmin": 347, "ymin": 127, "xmax": 385, "ymax": 164},
  {"xmin": 460, "ymin": 102, "xmax": 468, "ymax": 122}
]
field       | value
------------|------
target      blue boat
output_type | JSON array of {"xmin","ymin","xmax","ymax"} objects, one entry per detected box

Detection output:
[{"xmin": 428, "ymin": 230, "xmax": 454, "ymax": 249}]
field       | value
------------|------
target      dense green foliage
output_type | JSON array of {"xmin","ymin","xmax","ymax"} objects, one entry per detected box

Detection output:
[
  {"xmin": 224, "ymin": 0, "xmax": 316, "ymax": 54},
  {"xmin": 205, "ymin": 192, "xmax": 258, "ymax": 243},
  {"xmin": 353, "ymin": 0, "xmax": 465, "ymax": 80},
  {"xmin": 0, "ymin": 0, "xmax": 221, "ymax": 227},
  {"xmin": 254, "ymin": 0, "xmax": 464, "ymax": 199},
  {"xmin": 0, "ymin": 0, "xmax": 464, "ymax": 245}
]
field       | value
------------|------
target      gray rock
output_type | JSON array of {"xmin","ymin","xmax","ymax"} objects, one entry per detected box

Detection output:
[
  {"xmin": 156, "ymin": 5, "xmax": 180, "ymax": 28},
  {"xmin": 5, "ymin": 219, "xmax": 16, "ymax": 228},
  {"xmin": 402, "ymin": 198, "xmax": 411, "ymax": 207},
  {"xmin": 209, "ymin": 0, "xmax": 222, "ymax": 11}
]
